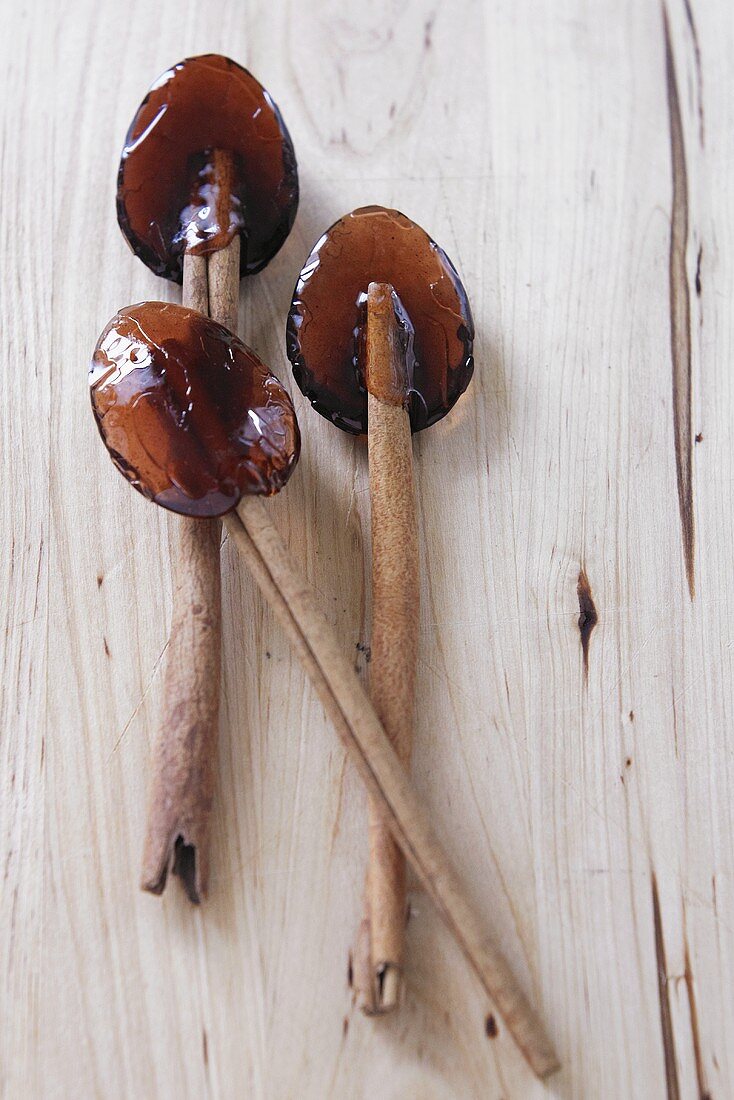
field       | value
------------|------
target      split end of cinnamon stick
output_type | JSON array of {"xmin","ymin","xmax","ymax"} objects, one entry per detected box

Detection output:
[
  {"xmin": 141, "ymin": 828, "xmax": 207, "ymax": 904},
  {"xmin": 353, "ymin": 913, "xmax": 404, "ymax": 1016},
  {"xmin": 356, "ymin": 964, "xmax": 402, "ymax": 1016}
]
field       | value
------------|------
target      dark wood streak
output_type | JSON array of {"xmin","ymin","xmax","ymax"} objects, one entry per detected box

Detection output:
[
  {"xmin": 576, "ymin": 569, "xmax": 598, "ymax": 679},
  {"xmin": 652, "ymin": 873, "xmax": 681, "ymax": 1100},
  {"xmin": 663, "ymin": 8, "xmax": 696, "ymax": 600},
  {"xmin": 682, "ymin": 0, "xmax": 705, "ymax": 146},
  {"xmin": 683, "ymin": 938, "xmax": 711, "ymax": 1099},
  {"xmin": 655, "ymin": 875, "xmax": 682, "ymax": 1100}
]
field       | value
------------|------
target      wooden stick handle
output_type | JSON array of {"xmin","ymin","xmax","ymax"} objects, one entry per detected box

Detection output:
[
  {"xmin": 356, "ymin": 282, "xmax": 419, "ymax": 1013},
  {"xmin": 140, "ymin": 506, "xmax": 221, "ymax": 901},
  {"xmin": 224, "ymin": 499, "xmax": 559, "ymax": 1080},
  {"xmin": 141, "ymin": 227, "xmax": 240, "ymax": 901}
]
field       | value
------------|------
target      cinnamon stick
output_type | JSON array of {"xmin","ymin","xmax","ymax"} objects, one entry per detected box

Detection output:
[
  {"xmin": 354, "ymin": 282, "xmax": 419, "ymax": 1013},
  {"xmin": 224, "ymin": 499, "xmax": 560, "ymax": 1080},
  {"xmin": 141, "ymin": 164, "xmax": 240, "ymax": 901}
]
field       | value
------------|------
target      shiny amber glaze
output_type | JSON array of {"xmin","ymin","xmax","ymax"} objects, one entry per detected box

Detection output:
[
  {"xmin": 91, "ymin": 303, "xmax": 300, "ymax": 517},
  {"xmin": 117, "ymin": 55, "xmax": 298, "ymax": 282},
  {"xmin": 286, "ymin": 206, "xmax": 474, "ymax": 434}
]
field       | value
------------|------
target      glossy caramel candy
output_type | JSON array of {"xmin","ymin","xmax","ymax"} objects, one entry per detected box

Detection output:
[
  {"xmin": 91, "ymin": 303, "xmax": 300, "ymax": 517},
  {"xmin": 286, "ymin": 206, "xmax": 474, "ymax": 434},
  {"xmin": 117, "ymin": 55, "xmax": 298, "ymax": 282}
]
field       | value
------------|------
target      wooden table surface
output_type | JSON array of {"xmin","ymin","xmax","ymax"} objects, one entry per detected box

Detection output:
[{"xmin": 3, "ymin": 0, "xmax": 732, "ymax": 1096}]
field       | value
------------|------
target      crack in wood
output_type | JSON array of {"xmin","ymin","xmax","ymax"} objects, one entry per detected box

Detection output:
[{"xmin": 663, "ymin": 6, "xmax": 696, "ymax": 600}]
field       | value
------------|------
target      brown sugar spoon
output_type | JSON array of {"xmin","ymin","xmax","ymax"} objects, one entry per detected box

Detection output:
[
  {"xmin": 287, "ymin": 207, "xmax": 475, "ymax": 1013},
  {"xmin": 115, "ymin": 55, "xmax": 299, "ymax": 900}
]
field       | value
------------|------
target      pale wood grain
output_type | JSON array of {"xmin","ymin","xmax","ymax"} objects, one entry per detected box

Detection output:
[{"xmin": 2, "ymin": 0, "xmax": 733, "ymax": 1096}]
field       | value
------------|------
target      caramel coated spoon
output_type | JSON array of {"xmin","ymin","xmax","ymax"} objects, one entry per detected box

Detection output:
[
  {"xmin": 116, "ymin": 55, "xmax": 299, "ymax": 899},
  {"xmin": 287, "ymin": 207, "xmax": 475, "ymax": 1012}
]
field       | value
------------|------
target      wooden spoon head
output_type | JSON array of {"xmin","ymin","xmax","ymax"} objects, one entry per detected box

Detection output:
[
  {"xmin": 117, "ymin": 55, "xmax": 298, "ymax": 282},
  {"xmin": 286, "ymin": 206, "xmax": 474, "ymax": 435},
  {"xmin": 90, "ymin": 302, "xmax": 300, "ymax": 517}
]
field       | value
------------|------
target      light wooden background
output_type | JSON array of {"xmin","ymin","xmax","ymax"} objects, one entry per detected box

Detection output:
[{"xmin": 2, "ymin": 0, "xmax": 732, "ymax": 1096}]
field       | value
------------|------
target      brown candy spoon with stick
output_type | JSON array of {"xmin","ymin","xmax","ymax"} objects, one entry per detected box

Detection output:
[
  {"xmin": 287, "ymin": 207, "xmax": 475, "ymax": 1013},
  {"xmin": 95, "ymin": 69, "xmax": 558, "ymax": 1076},
  {"xmin": 115, "ymin": 54, "xmax": 299, "ymax": 900}
]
